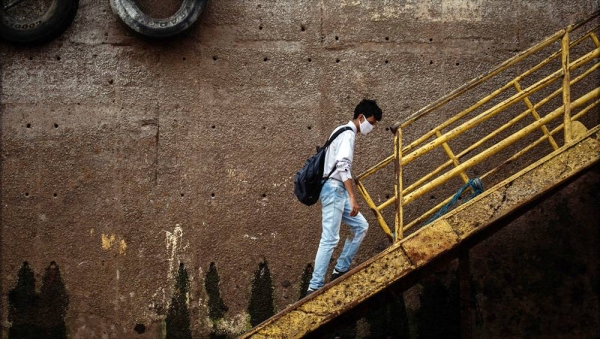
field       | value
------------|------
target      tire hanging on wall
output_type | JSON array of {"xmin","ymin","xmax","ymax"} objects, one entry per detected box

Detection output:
[
  {"xmin": 0, "ymin": 0, "xmax": 79, "ymax": 44},
  {"xmin": 109, "ymin": 0, "xmax": 207, "ymax": 39}
]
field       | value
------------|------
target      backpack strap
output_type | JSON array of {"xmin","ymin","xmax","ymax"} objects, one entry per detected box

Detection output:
[
  {"xmin": 322, "ymin": 126, "xmax": 353, "ymax": 179},
  {"xmin": 324, "ymin": 126, "xmax": 352, "ymax": 148}
]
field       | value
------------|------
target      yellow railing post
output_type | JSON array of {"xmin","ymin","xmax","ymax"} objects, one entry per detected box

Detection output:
[
  {"xmin": 562, "ymin": 29, "xmax": 572, "ymax": 143},
  {"xmin": 393, "ymin": 127, "xmax": 403, "ymax": 242}
]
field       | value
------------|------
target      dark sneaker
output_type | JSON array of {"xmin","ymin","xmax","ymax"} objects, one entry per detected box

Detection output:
[
  {"xmin": 331, "ymin": 269, "xmax": 347, "ymax": 281},
  {"xmin": 305, "ymin": 288, "xmax": 318, "ymax": 297}
]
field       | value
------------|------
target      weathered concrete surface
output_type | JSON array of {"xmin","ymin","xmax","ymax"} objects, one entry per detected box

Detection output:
[{"xmin": 1, "ymin": 0, "xmax": 599, "ymax": 337}]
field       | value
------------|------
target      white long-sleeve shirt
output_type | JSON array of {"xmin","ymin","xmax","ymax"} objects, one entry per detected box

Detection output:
[{"xmin": 323, "ymin": 121, "xmax": 357, "ymax": 182}]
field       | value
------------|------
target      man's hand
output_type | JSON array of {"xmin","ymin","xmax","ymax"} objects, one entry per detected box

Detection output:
[
  {"xmin": 344, "ymin": 179, "xmax": 360, "ymax": 217},
  {"xmin": 350, "ymin": 196, "xmax": 360, "ymax": 217}
]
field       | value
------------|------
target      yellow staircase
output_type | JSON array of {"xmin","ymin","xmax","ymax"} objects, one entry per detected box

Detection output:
[{"xmin": 240, "ymin": 11, "xmax": 600, "ymax": 338}]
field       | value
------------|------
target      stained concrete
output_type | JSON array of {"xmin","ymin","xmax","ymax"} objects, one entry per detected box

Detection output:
[{"xmin": 1, "ymin": 0, "xmax": 599, "ymax": 337}]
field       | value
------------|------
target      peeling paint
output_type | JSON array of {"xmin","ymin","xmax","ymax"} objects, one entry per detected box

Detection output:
[
  {"xmin": 101, "ymin": 234, "xmax": 127, "ymax": 255},
  {"xmin": 164, "ymin": 224, "xmax": 187, "ymax": 281},
  {"xmin": 101, "ymin": 234, "xmax": 115, "ymax": 250}
]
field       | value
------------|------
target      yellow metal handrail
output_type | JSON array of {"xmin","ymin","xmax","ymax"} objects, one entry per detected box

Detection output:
[{"xmin": 356, "ymin": 11, "xmax": 600, "ymax": 243}]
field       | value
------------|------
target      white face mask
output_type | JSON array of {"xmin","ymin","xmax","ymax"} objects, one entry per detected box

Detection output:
[{"xmin": 359, "ymin": 116, "xmax": 374, "ymax": 135}]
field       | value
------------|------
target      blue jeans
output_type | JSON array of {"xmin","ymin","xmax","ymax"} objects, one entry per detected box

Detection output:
[{"xmin": 309, "ymin": 179, "xmax": 369, "ymax": 290}]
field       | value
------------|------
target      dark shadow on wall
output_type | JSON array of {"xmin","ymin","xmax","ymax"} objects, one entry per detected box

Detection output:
[
  {"xmin": 205, "ymin": 262, "xmax": 228, "ymax": 338},
  {"xmin": 166, "ymin": 263, "xmax": 192, "ymax": 339},
  {"xmin": 38, "ymin": 261, "xmax": 69, "ymax": 338},
  {"xmin": 0, "ymin": 64, "xmax": 4, "ymax": 333},
  {"xmin": 248, "ymin": 259, "xmax": 275, "ymax": 327},
  {"xmin": 415, "ymin": 273, "xmax": 461, "ymax": 339},
  {"xmin": 8, "ymin": 262, "xmax": 39, "ymax": 339},
  {"xmin": 364, "ymin": 291, "xmax": 411, "ymax": 339},
  {"xmin": 298, "ymin": 263, "xmax": 312, "ymax": 300},
  {"xmin": 8, "ymin": 261, "xmax": 69, "ymax": 339}
]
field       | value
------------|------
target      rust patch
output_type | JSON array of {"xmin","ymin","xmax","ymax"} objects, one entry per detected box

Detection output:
[{"xmin": 401, "ymin": 220, "xmax": 459, "ymax": 267}]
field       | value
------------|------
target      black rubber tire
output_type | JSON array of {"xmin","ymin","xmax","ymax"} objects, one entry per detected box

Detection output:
[
  {"xmin": 0, "ymin": 0, "xmax": 79, "ymax": 45},
  {"xmin": 110, "ymin": 0, "xmax": 207, "ymax": 39}
]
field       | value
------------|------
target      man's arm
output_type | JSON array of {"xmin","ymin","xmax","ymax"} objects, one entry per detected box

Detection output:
[{"xmin": 343, "ymin": 179, "xmax": 359, "ymax": 217}]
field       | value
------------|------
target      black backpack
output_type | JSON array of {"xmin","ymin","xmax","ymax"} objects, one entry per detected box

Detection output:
[{"xmin": 294, "ymin": 126, "xmax": 352, "ymax": 206}]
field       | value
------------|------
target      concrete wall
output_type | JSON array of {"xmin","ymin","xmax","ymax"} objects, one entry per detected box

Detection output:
[{"xmin": 1, "ymin": 0, "xmax": 598, "ymax": 337}]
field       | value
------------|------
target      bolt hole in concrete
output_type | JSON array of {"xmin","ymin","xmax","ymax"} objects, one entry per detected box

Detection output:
[
  {"xmin": 211, "ymin": 125, "xmax": 216, "ymax": 129},
  {"xmin": 430, "ymin": 60, "xmax": 433, "ymax": 65},
  {"xmin": 212, "ymin": 56, "xmax": 218, "ymax": 61},
  {"xmin": 259, "ymin": 25, "xmax": 263, "ymax": 30},
  {"xmin": 307, "ymin": 126, "xmax": 312, "ymax": 130},
  {"xmin": 385, "ymin": 36, "xmax": 389, "ymax": 41},
  {"xmin": 53, "ymin": 193, "xmax": 57, "ymax": 198},
  {"xmin": 385, "ymin": 60, "xmax": 389, "ymax": 64},
  {"xmin": 335, "ymin": 35, "xmax": 339, "ymax": 40},
  {"xmin": 25, "ymin": 193, "xmax": 29, "ymax": 197},
  {"xmin": 56, "ymin": 55, "xmax": 61, "ymax": 61},
  {"xmin": 134, "ymin": 324, "xmax": 146, "ymax": 334},
  {"xmin": 262, "ymin": 194, "xmax": 267, "ymax": 198},
  {"xmin": 182, "ymin": 57, "xmax": 186, "ymax": 61},
  {"xmin": 300, "ymin": 25, "xmax": 305, "ymax": 31},
  {"xmin": 108, "ymin": 79, "xmax": 114, "ymax": 85},
  {"xmin": 264, "ymin": 57, "xmax": 268, "ymax": 62},
  {"xmin": 429, "ymin": 38, "xmax": 433, "ymax": 42},
  {"xmin": 307, "ymin": 57, "xmax": 312, "ymax": 62},
  {"xmin": 180, "ymin": 193, "xmax": 184, "ymax": 197},
  {"xmin": 336, "ymin": 58, "xmax": 340, "ymax": 63},
  {"xmin": 54, "ymin": 123, "xmax": 59, "ymax": 128},
  {"xmin": 211, "ymin": 193, "xmax": 215, "ymax": 198}
]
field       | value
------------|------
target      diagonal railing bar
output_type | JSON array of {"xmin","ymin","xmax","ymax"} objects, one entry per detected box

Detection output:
[
  {"xmin": 403, "ymin": 87, "xmax": 600, "ymax": 205},
  {"xmin": 356, "ymin": 12, "xmax": 600, "ymax": 242},
  {"xmin": 514, "ymin": 81, "xmax": 559, "ymax": 151},
  {"xmin": 399, "ymin": 24, "xmax": 600, "ymax": 156},
  {"xmin": 397, "ymin": 10, "xmax": 599, "ymax": 132}
]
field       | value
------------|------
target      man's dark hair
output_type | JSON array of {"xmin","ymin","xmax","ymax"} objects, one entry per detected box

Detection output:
[{"xmin": 354, "ymin": 99, "xmax": 383, "ymax": 121}]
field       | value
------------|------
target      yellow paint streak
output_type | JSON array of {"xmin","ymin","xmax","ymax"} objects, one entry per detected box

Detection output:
[
  {"xmin": 101, "ymin": 234, "xmax": 116, "ymax": 250},
  {"xmin": 101, "ymin": 233, "xmax": 127, "ymax": 255},
  {"xmin": 119, "ymin": 239, "xmax": 127, "ymax": 255}
]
